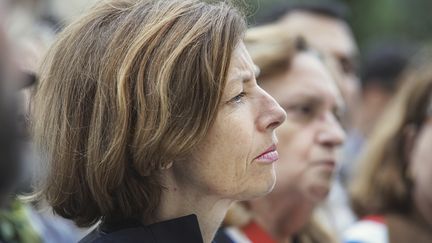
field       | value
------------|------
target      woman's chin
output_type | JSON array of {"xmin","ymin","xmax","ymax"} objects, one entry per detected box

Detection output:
[
  {"xmin": 234, "ymin": 173, "xmax": 276, "ymax": 201},
  {"xmin": 308, "ymin": 184, "xmax": 330, "ymax": 203},
  {"xmin": 259, "ymin": 176, "xmax": 277, "ymax": 196}
]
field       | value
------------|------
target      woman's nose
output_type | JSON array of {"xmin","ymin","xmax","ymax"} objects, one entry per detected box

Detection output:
[
  {"xmin": 257, "ymin": 87, "xmax": 286, "ymax": 132},
  {"xmin": 317, "ymin": 113, "xmax": 346, "ymax": 147}
]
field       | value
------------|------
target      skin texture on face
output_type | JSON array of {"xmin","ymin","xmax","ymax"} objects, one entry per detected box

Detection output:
[
  {"xmin": 409, "ymin": 115, "xmax": 432, "ymax": 227},
  {"xmin": 170, "ymin": 42, "xmax": 286, "ymax": 202},
  {"xmin": 280, "ymin": 11, "xmax": 359, "ymax": 124},
  {"xmin": 260, "ymin": 52, "xmax": 345, "ymax": 204}
]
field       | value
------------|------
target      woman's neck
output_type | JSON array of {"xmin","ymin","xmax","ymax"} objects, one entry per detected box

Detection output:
[
  {"xmin": 250, "ymin": 190, "xmax": 315, "ymax": 242},
  {"xmin": 156, "ymin": 171, "xmax": 233, "ymax": 243}
]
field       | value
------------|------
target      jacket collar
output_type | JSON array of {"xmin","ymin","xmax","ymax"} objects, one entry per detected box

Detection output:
[{"xmin": 81, "ymin": 214, "xmax": 204, "ymax": 243}]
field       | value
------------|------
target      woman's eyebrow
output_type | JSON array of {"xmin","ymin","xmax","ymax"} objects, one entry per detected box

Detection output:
[
  {"xmin": 228, "ymin": 71, "xmax": 254, "ymax": 84},
  {"xmin": 288, "ymin": 93, "xmax": 323, "ymax": 104},
  {"xmin": 287, "ymin": 94, "xmax": 345, "ymax": 113}
]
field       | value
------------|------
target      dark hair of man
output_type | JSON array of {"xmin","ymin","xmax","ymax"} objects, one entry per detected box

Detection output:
[
  {"xmin": 253, "ymin": 1, "xmax": 349, "ymax": 26},
  {"xmin": 361, "ymin": 41, "xmax": 414, "ymax": 92}
]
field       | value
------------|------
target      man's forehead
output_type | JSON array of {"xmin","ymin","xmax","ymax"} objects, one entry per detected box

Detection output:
[{"xmin": 280, "ymin": 11, "xmax": 357, "ymax": 57}]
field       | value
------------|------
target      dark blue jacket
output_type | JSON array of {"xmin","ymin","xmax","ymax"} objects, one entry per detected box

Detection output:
[{"xmin": 79, "ymin": 214, "xmax": 204, "ymax": 243}]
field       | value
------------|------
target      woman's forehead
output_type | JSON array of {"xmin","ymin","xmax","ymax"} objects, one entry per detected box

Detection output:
[{"xmin": 227, "ymin": 43, "xmax": 257, "ymax": 84}]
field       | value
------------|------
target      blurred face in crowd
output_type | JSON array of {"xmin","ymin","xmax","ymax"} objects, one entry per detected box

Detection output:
[
  {"xmin": 409, "ymin": 100, "xmax": 432, "ymax": 226},
  {"xmin": 280, "ymin": 11, "xmax": 359, "ymax": 125},
  {"xmin": 260, "ymin": 52, "xmax": 345, "ymax": 203},
  {"xmin": 171, "ymin": 42, "xmax": 286, "ymax": 201},
  {"xmin": 0, "ymin": 17, "xmax": 23, "ymax": 205}
]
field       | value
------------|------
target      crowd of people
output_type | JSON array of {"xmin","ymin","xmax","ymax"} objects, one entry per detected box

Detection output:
[{"xmin": 0, "ymin": 0, "xmax": 431, "ymax": 243}]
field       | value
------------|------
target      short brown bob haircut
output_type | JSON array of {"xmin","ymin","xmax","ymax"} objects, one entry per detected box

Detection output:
[
  {"xmin": 31, "ymin": 0, "xmax": 246, "ymax": 227},
  {"xmin": 350, "ymin": 49, "xmax": 432, "ymax": 218}
]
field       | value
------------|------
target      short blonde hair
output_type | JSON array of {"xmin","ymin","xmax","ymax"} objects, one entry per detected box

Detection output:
[{"xmin": 32, "ymin": 0, "xmax": 246, "ymax": 227}]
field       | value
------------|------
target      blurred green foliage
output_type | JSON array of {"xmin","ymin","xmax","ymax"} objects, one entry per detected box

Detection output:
[
  {"xmin": 347, "ymin": 0, "xmax": 432, "ymax": 50},
  {"xmin": 245, "ymin": 0, "xmax": 432, "ymax": 53}
]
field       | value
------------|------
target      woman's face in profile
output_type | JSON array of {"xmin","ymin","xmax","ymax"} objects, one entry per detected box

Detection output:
[
  {"xmin": 170, "ymin": 42, "xmax": 286, "ymax": 201},
  {"xmin": 260, "ymin": 52, "xmax": 345, "ymax": 203}
]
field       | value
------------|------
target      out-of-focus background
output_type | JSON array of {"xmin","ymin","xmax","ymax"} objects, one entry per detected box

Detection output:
[
  {"xmin": 248, "ymin": 0, "xmax": 432, "ymax": 50},
  {"xmin": 6, "ymin": 0, "xmax": 432, "ymax": 69}
]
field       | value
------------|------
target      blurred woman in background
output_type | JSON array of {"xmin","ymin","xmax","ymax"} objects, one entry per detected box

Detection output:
[
  {"xmin": 31, "ymin": 0, "xmax": 286, "ymax": 242},
  {"xmin": 344, "ymin": 50, "xmax": 432, "ymax": 243},
  {"xmin": 216, "ymin": 23, "xmax": 345, "ymax": 243}
]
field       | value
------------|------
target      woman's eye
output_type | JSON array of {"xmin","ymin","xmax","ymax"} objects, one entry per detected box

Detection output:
[
  {"xmin": 230, "ymin": 92, "xmax": 246, "ymax": 104},
  {"xmin": 290, "ymin": 105, "xmax": 313, "ymax": 115},
  {"xmin": 298, "ymin": 106, "xmax": 313, "ymax": 115},
  {"xmin": 285, "ymin": 104, "xmax": 316, "ymax": 121}
]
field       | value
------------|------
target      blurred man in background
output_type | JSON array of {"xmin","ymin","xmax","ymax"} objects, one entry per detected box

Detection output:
[{"xmin": 256, "ymin": 2, "xmax": 360, "ymax": 127}]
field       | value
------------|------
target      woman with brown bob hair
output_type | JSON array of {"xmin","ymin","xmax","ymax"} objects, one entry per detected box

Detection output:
[
  {"xmin": 31, "ymin": 0, "xmax": 286, "ymax": 242},
  {"xmin": 344, "ymin": 50, "xmax": 432, "ymax": 243}
]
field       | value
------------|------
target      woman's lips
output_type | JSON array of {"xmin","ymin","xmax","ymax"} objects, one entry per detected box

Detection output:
[
  {"xmin": 315, "ymin": 160, "xmax": 336, "ymax": 171},
  {"xmin": 255, "ymin": 144, "xmax": 278, "ymax": 163}
]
